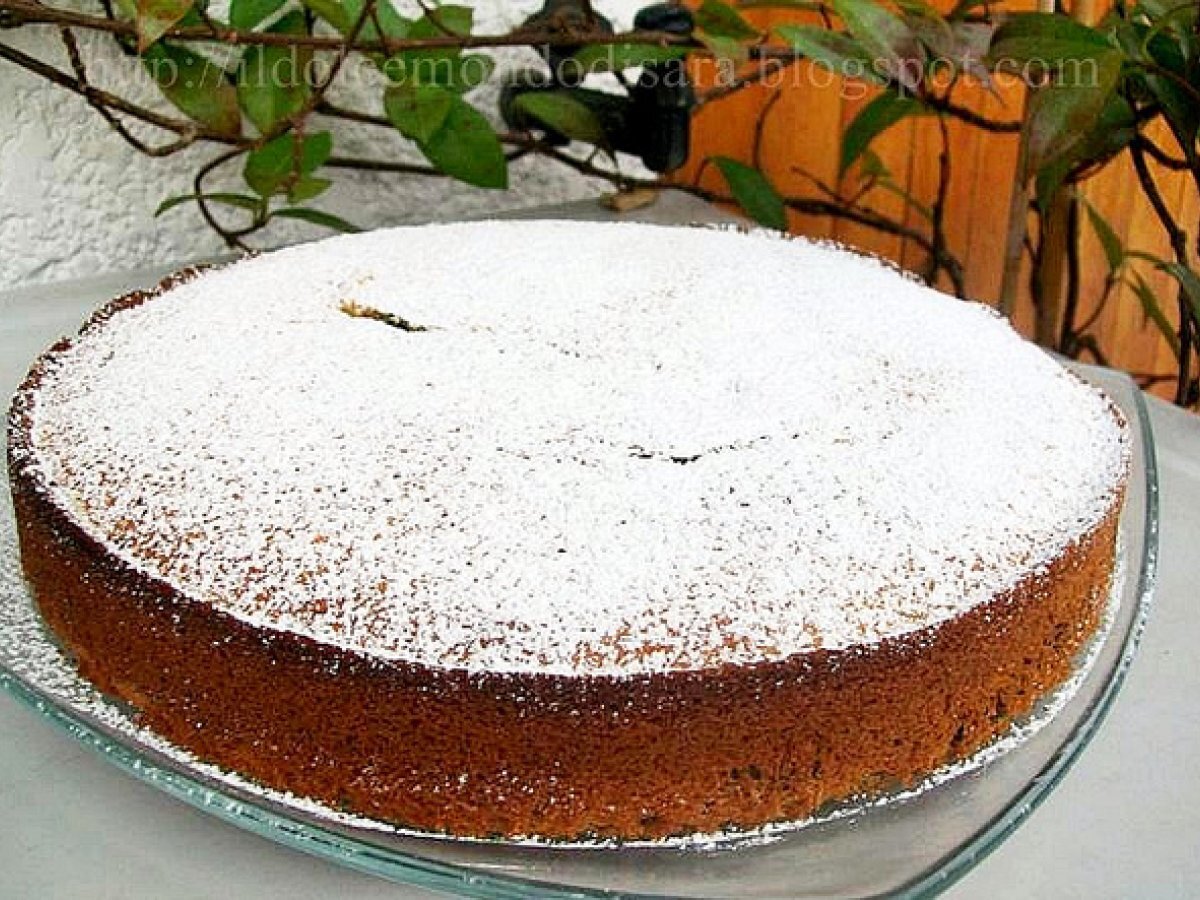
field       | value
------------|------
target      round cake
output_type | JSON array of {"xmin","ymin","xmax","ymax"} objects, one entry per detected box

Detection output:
[{"xmin": 7, "ymin": 220, "xmax": 1128, "ymax": 840}]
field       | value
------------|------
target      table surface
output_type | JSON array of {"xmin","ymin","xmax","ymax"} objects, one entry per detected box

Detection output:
[{"xmin": 2, "ymin": 193, "xmax": 1197, "ymax": 900}]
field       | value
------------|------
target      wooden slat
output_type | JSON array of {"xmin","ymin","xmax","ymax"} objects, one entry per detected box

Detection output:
[
  {"xmin": 758, "ymin": 62, "xmax": 845, "ymax": 239},
  {"xmin": 832, "ymin": 88, "xmax": 915, "ymax": 266},
  {"xmin": 679, "ymin": 16, "xmax": 1194, "ymax": 401},
  {"xmin": 959, "ymin": 83, "xmax": 1024, "ymax": 305}
]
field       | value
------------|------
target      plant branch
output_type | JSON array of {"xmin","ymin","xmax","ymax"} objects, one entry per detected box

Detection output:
[
  {"xmin": 1131, "ymin": 139, "xmax": 1194, "ymax": 404},
  {"xmin": 0, "ymin": 39, "xmax": 237, "ymax": 145},
  {"xmin": 751, "ymin": 88, "xmax": 783, "ymax": 171},
  {"xmin": 192, "ymin": 148, "xmax": 257, "ymax": 251},
  {"xmin": 789, "ymin": 153, "xmax": 966, "ymax": 296},
  {"xmin": 919, "ymin": 89, "xmax": 1022, "ymax": 133},
  {"xmin": 0, "ymin": 0, "xmax": 688, "ymax": 52},
  {"xmin": 1139, "ymin": 133, "xmax": 1190, "ymax": 171},
  {"xmin": 312, "ymin": 0, "xmax": 375, "ymax": 98},
  {"xmin": 998, "ymin": 107, "xmax": 1034, "ymax": 316},
  {"xmin": 57, "ymin": 26, "xmax": 196, "ymax": 156},
  {"xmin": 923, "ymin": 112, "xmax": 952, "ymax": 286},
  {"xmin": 789, "ymin": 194, "xmax": 966, "ymax": 295},
  {"xmin": 314, "ymin": 100, "xmax": 390, "ymax": 127},
  {"xmin": 1059, "ymin": 191, "xmax": 1082, "ymax": 353},
  {"xmin": 696, "ymin": 56, "xmax": 800, "ymax": 107},
  {"xmin": 327, "ymin": 152, "xmax": 456, "ymax": 176},
  {"xmin": 530, "ymin": 141, "xmax": 659, "ymax": 189}
]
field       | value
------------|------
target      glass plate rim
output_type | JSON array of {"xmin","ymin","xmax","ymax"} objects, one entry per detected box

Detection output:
[
  {"xmin": 888, "ymin": 366, "xmax": 1160, "ymax": 899},
  {"xmin": 0, "ymin": 364, "xmax": 1160, "ymax": 900}
]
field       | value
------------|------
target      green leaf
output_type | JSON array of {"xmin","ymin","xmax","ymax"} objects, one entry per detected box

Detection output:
[
  {"xmin": 271, "ymin": 207, "xmax": 361, "ymax": 232},
  {"xmin": 569, "ymin": 44, "xmax": 687, "ymax": 72},
  {"xmin": 1159, "ymin": 262, "xmax": 1200, "ymax": 327},
  {"xmin": 775, "ymin": 24, "xmax": 887, "ymax": 83},
  {"xmin": 695, "ymin": 0, "xmax": 759, "ymax": 41},
  {"xmin": 852, "ymin": 148, "xmax": 931, "ymax": 217},
  {"xmin": 287, "ymin": 175, "xmax": 333, "ymax": 203},
  {"xmin": 728, "ymin": 0, "xmax": 824, "ymax": 9},
  {"xmin": 893, "ymin": 0, "xmax": 940, "ymax": 18},
  {"xmin": 230, "ymin": 0, "xmax": 288, "ymax": 30},
  {"xmin": 876, "ymin": 179, "xmax": 933, "ymax": 219},
  {"xmin": 841, "ymin": 91, "xmax": 925, "ymax": 175},
  {"xmin": 906, "ymin": 12, "xmax": 956, "ymax": 59},
  {"xmin": 713, "ymin": 157, "xmax": 788, "ymax": 231},
  {"xmin": 1034, "ymin": 159, "xmax": 1074, "ymax": 213},
  {"xmin": 142, "ymin": 44, "xmax": 241, "ymax": 136},
  {"xmin": 1129, "ymin": 271, "xmax": 1180, "ymax": 358},
  {"xmin": 947, "ymin": 0, "xmax": 992, "ymax": 19},
  {"xmin": 135, "ymin": 0, "xmax": 193, "ymax": 51},
  {"xmin": 1026, "ymin": 49, "xmax": 1123, "ymax": 173},
  {"xmin": 511, "ymin": 92, "xmax": 607, "ymax": 145},
  {"xmin": 699, "ymin": 33, "xmax": 750, "ymax": 64},
  {"xmin": 154, "ymin": 192, "xmax": 263, "ymax": 217},
  {"xmin": 1079, "ymin": 197, "xmax": 1124, "ymax": 273},
  {"xmin": 237, "ymin": 10, "xmax": 312, "ymax": 133},
  {"xmin": 1110, "ymin": 18, "xmax": 1147, "ymax": 58},
  {"xmin": 302, "ymin": 0, "xmax": 411, "ymax": 44},
  {"xmin": 384, "ymin": 83, "xmax": 455, "ymax": 143},
  {"xmin": 365, "ymin": 0, "xmax": 413, "ymax": 37},
  {"xmin": 1140, "ymin": 41, "xmax": 1199, "ymax": 162},
  {"xmin": 1133, "ymin": 0, "xmax": 1193, "ymax": 25},
  {"xmin": 945, "ymin": 21, "xmax": 996, "ymax": 85},
  {"xmin": 444, "ymin": 54, "xmax": 495, "ymax": 93},
  {"xmin": 831, "ymin": 0, "xmax": 926, "ymax": 90},
  {"xmin": 388, "ymin": 52, "xmax": 494, "ymax": 93},
  {"xmin": 896, "ymin": 0, "xmax": 956, "ymax": 60},
  {"xmin": 989, "ymin": 12, "xmax": 1117, "ymax": 68},
  {"xmin": 414, "ymin": 4, "xmax": 472, "ymax": 36},
  {"xmin": 244, "ymin": 130, "xmax": 333, "ymax": 196},
  {"xmin": 1033, "ymin": 92, "xmax": 1136, "ymax": 210},
  {"xmin": 418, "ymin": 96, "xmax": 507, "ymax": 189},
  {"xmin": 385, "ymin": 6, "xmax": 473, "ymax": 85},
  {"xmin": 858, "ymin": 147, "xmax": 891, "ymax": 179},
  {"xmin": 385, "ymin": 50, "xmax": 495, "ymax": 92},
  {"xmin": 300, "ymin": 0, "xmax": 353, "ymax": 33}
]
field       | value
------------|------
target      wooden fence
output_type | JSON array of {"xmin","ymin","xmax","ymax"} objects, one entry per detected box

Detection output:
[{"xmin": 675, "ymin": 6, "xmax": 1198, "ymax": 399}]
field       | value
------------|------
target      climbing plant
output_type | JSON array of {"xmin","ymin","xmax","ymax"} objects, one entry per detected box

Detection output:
[{"xmin": 0, "ymin": 0, "xmax": 1197, "ymax": 402}]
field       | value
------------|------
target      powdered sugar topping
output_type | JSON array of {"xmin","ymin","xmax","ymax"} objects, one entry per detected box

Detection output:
[{"xmin": 16, "ymin": 221, "xmax": 1129, "ymax": 675}]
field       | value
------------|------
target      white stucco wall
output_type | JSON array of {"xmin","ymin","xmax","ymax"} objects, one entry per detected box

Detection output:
[{"xmin": 0, "ymin": 1, "xmax": 642, "ymax": 289}]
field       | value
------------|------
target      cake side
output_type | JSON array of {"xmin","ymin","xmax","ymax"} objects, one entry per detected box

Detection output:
[{"xmin": 9, "ymin": 433, "xmax": 1123, "ymax": 839}]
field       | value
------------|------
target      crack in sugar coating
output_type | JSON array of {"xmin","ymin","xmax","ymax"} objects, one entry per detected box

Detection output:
[{"xmin": 18, "ymin": 221, "xmax": 1129, "ymax": 675}]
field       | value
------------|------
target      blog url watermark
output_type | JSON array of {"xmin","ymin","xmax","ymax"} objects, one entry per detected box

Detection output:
[{"xmin": 130, "ymin": 46, "xmax": 1106, "ymax": 102}]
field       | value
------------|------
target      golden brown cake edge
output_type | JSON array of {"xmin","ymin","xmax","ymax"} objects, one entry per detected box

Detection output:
[{"xmin": 6, "ymin": 281, "xmax": 1126, "ymax": 841}]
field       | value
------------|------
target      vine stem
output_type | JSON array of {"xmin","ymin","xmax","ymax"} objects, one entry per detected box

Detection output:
[
  {"xmin": 1130, "ymin": 139, "xmax": 1196, "ymax": 405},
  {"xmin": 922, "ymin": 111, "xmax": 952, "ymax": 287},
  {"xmin": 0, "ymin": 0, "xmax": 685, "ymax": 52},
  {"xmin": 3, "ymin": 0, "xmax": 1190, "ymax": 410},
  {"xmin": 1058, "ymin": 192, "xmax": 1082, "ymax": 354},
  {"xmin": 737, "ymin": 161, "xmax": 967, "ymax": 297},
  {"xmin": 1034, "ymin": 191, "xmax": 1071, "ymax": 345},
  {"xmin": 998, "ymin": 0, "xmax": 1071, "ymax": 320},
  {"xmin": 1031, "ymin": 0, "xmax": 1099, "ymax": 345},
  {"xmin": 192, "ymin": 149, "xmax": 256, "ymax": 250},
  {"xmin": 0, "ymin": 39, "xmax": 229, "ymax": 145},
  {"xmin": 57, "ymin": 27, "xmax": 195, "ymax": 156}
]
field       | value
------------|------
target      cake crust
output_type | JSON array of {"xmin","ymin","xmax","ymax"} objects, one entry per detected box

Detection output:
[
  {"xmin": 9, "ymin": 431, "xmax": 1121, "ymax": 838},
  {"xmin": 6, "ymin": 224, "xmax": 1129, "ymax": 839}
]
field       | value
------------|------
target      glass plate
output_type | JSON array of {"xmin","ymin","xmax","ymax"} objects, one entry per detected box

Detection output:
[{"xmin": 0, "ymin": 362, "xmax": 1158, "ymax": 899}]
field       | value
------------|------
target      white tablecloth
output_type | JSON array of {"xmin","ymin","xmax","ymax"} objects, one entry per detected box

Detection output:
[{"xmin": 2, "ymin": 193, "xmax": 1196, "ymax": 899}]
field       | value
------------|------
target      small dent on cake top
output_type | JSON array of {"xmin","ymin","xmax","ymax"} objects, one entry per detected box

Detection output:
[{"xmin": 21, "ymin": 221, "xmax": 1129, "ymax": 676}]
